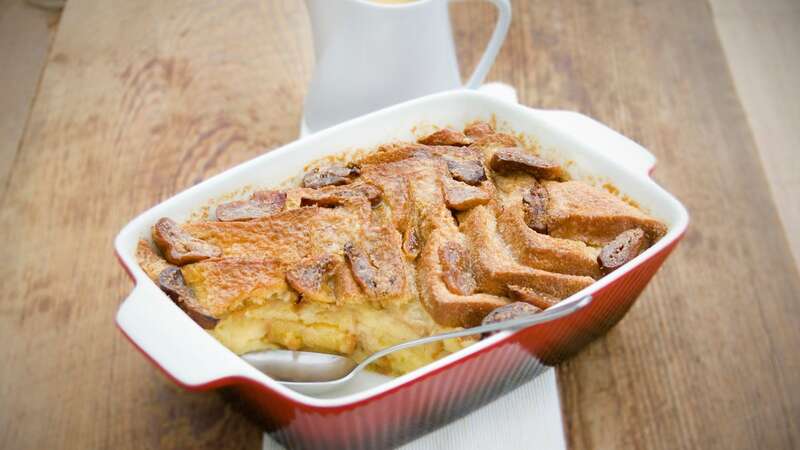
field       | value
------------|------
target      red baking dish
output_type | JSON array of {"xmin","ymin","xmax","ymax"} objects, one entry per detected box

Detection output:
[{"xmin": 115, "ymin": 90, "xmax": 688, "ymax": 449}]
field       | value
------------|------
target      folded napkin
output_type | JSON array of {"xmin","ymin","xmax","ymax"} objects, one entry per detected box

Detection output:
[{"xmin": 262, "ymin": 367, "xmax": 566, "ymax": 450}]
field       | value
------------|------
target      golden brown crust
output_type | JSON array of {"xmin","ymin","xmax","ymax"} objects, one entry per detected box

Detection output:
[
  {"xmin": 181, "ymin": 257, "xmax": 288, "ymax": 317},
  {"xmin": 463, "ymin": 121, "xmax": 495, "ymax": 140},
  {"xmin": 285, "ymin": 255, "xmax": 340, "ymax": 303},
  {"xmin": 215, "ymin": 190, "xmax": 286, "ymax": 221},
  {"xmin": 359, "ymin": 142, "xmax": 482, "ymax": 167},
  {"xmin": 332, "ymin": 261, "xmax": 364, "ymax": 304},
  {"xmin": 360, "ymin": 156, "xmax": 454, "ymax": 237},
  {"xmin": 152, "ymin": 218, "xmax": 221, "ymax": 265},
  {"xmin": 418, "ymin": 128, "xmax": 473, "ymax": 147},
  {"xmin": 469, "ymin": 132, "xmax": 519, "ymax": 150},
  {"xmin": 299, "ymin": 182, "xmax": 382, "ymax": 207},
  {"xmin": 507, "ymin": 285, "xmax": 560, "ymax": 310},
  {"xmin": 138, "ymin": 123, "xmax": 667, "ymax": 338},
  {"xmin": 183, "ymin": 205, "xmax": 367, "ymax": 262},
  {"xmin": 544, "ymin": 181, "xmax": 668, "ymax": 245},
  {"xmin": 302, "ymin": 165, "xmax": 359, "ymax": 189},
  {"xmin": 461, "ymin": 206, "xmax": 596, "ymax": 299},
  {"xmin": 160, "ymin": 266, "xmax": 219, "ymax": 329},
  {"xmin": 496, "ymin": 192, "xmax": 601, "ymax": 278},
  {"xmin": 417, "ymin": 230, "xmax": 509, "ymax": 328},
  {"xmin": 183, "ymin": 201, "xmax": 413, "ymax": 309},
  {"xmin": 443, "ymin": 178, "xmax": 492, "ymax": 211},
  {"xmin": 489, "ymin": 147, "xmax": 566, "ymax": 181},
  {"xmin": 402, "ymin": 225, "xmax": 421, "ymax": 260},
  {"xmin": 136, "ymin": 239, "xmax": 174, "ymax": 281},
  {"xmin": 344, "ymin": 233, "xmax": 406, "ymax": 302}
]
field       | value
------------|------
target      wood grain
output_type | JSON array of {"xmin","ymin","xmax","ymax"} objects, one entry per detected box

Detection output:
[
  {"xmin": 512, "ymin": 1, "xmax": 800, "ymax": 448},
  {"xmin": 0, "ymin": 0, "xmax": 312, "ymax": 448},
  {"xmin": 0, "ymin": 0, "xmax": 60, "ymax": 195},
  {"xmin": 710, "ymin": 0, "xmax": 800, "ymax": 271},
  {"xmin": 1, "ymin": 0, "xmax": 799, "ymax": 449}
]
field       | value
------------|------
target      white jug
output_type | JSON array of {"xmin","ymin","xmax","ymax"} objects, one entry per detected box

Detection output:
[{"xmin": 302, "ymin": 0, "xmax": 511, "ymax": 133}]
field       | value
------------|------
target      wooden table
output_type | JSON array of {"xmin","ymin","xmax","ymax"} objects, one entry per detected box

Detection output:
[{"xmin": 2, "ymin": 1, "xmax": 798, "ymax": 448}]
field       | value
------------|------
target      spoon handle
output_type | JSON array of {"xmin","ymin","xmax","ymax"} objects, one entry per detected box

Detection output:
[{"xmin": 356, "ymin": 295, "xmax": 593, "ymax": 374}]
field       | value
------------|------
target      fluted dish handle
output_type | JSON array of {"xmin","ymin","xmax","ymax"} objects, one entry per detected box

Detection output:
[
  {"xmin": 116, "ymin": 282, "xmax": 264, "ymax": 387},
  {"xmin": 533, "ymin": 110, "xmax": 657, "ymax": 175}
]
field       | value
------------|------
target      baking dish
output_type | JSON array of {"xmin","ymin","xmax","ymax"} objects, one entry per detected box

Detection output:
[{"xmin": 115, "ymin": 89, "xmax": 688, "ymax": 449}]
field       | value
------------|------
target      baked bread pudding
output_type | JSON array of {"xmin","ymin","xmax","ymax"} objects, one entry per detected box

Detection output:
[{"xmin": 136, "ymin": 121, "xmax": 667, "ymax": 375}]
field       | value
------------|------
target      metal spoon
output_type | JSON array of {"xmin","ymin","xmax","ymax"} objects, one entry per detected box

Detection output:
[{"xmin": 242, "ymin": 295, "xmax": 592, "ymax": 392}]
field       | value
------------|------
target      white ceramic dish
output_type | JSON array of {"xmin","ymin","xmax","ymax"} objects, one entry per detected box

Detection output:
[{"xmin": 115, "ymin": 88, "xmax": 688, "ymax": 410}]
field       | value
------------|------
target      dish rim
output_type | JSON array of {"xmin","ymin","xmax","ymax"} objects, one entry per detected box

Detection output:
[{"xmin": 114, "ymin": 89, "xmax": 690, "ymax": 408}]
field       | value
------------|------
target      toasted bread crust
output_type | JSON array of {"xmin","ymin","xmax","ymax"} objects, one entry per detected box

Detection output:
[
  {"xmin": 181, "ymin": 257, "xmax": 289, "ymax": 317},
  {"xmin": 140, "ymin": 124, "xmax": 666, "ymax": 332},
  {"xmin": 136, "ymin": 240, "xmax": 174, "ymax": 281},
  {"xmin": 545, "ymin": 181, "xmax": 668, "ymax": 245}
]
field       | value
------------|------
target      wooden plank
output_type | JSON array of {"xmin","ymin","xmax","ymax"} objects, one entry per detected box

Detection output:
[
  {"xmin": 510, "ymin": 2, "xmax": 800, "ymax": 449},
  {"xmin": 710, "ymin": 0, "xmax": 800, "ymax": 271},
  {"xmin": 1, "ymin": 0, "xmax": 799, "ymax": 449},
  {"xmin": 455, "ymin": 3, "xmax": 800, "ymax": 448},
  {"xmin": 0, "ymin": 0, "xmax": 60, "ymax": 195},
  {"xmin": 0, "ymin": 0, "xmax": 311, "ymax": 448},
  {"xmin": 464, "ymin": 0, "xmax": 799, "ymax": 448}
]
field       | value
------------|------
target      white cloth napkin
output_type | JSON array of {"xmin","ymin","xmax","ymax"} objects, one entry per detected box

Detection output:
[
  {"xmin": 262, "ymin": 368, "xmax": 565, "ymax": 450},
  {"xmin": 268, "ymin": 84, "xmax": 566, "ymax": 450}
]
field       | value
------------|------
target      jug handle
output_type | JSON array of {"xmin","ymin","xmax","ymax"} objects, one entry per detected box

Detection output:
[{"xmin": 458, "ymin": 0, "xmax": 512, "ymax": 89}]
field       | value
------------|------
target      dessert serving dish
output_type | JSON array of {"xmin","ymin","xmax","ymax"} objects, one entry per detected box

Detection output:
[{"xmin": 115, "ymin": 90, "xmax": 688, "ymax": 449}]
